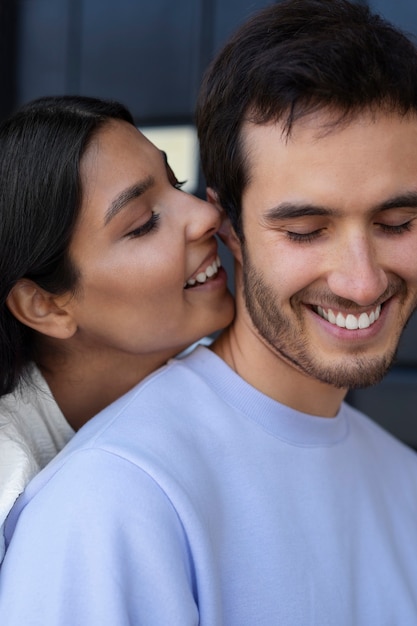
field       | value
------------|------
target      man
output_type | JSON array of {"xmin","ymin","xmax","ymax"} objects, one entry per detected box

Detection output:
[{"xmin": 1, "ymin": 1, "xmax": 417, "ymax": 624}]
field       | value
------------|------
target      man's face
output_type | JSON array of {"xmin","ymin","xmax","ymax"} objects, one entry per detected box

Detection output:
[{"xmin": 239, "ymin": 111, "xmax": 417, "ymax": 389}]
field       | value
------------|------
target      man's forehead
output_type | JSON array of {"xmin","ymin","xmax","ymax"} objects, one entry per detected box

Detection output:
[
  {"xmin": 240, "ymin": 110, "xmax": 417, "ymax": 219},
  {"xmin": 241, "ymin": 107, "xmax": 417, "ymax": 144}
]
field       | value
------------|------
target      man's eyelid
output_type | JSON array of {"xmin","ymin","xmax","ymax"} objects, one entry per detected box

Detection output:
[
  {"xmin": 285, "ymin": 229, "xmax": 324, "ymax": 244},
  {"xmin": 374, "ymin": 207, "xmax": 417, "ymax": 225},
  {"xmin": 264, "ymin": 214, "xmax": 329, "ymax": 233}
]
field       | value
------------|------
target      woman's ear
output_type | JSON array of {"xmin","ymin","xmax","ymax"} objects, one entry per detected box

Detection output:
[
  {"xmin": 6, "ymin": 279, "xmax": 77, "ymax": 339},
  {"xmin": 206, "ymin": 187, "xmax": 243, "ymax": 264}
]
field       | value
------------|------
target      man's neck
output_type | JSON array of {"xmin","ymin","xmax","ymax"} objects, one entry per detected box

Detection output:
[{"xmin": 212, "ymin": 323, "xmax": 347, "ymax": 418}]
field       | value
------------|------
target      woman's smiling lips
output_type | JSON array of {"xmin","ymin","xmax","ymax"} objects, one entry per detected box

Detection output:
[{"xmin": 184, "ymin": 255, "xmax": 222, "ymax": 288}]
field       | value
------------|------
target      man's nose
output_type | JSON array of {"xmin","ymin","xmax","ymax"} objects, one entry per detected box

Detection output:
[{"xmin": 326, "ymin": 235, "xmax": 388, "ymax": 306}]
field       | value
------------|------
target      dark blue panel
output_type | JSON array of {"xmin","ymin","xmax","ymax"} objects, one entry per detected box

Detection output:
[
  {"xmin": 396, "ymin": 312, "xmax": 417, "ymax": 365},
  {"xmin": 78, "ymin": 0, "xmax": 203, "ymax": 122},
  {"xmin": 211, "ymin": 0, "xmax": 274, "ymax": 54},
  {"xmin": 0, "ymin": 0, "xmax": 18, "ymax": 118},
  {"xmin": 347, "ymin": 368, "xmax": 417, "ymax": 448},
  {"xmin": 16, "ymin": 0, "xmax": 69, "ymax": 104},
  {"xmin": 369, "ymin": 0, "xmax": 417, "ymax": 38},
  {"xmin": 210, "ymin": 0, "xmax": 368, "ymax": 59}
]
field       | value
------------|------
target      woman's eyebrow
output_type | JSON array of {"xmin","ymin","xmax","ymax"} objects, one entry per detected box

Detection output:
[{"xmin": 104, "ymin": 175, "xmax": 155, "ymax": 225}]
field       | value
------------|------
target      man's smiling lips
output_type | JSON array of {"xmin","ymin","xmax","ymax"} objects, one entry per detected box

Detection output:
[
  {"xmin": 184, "ymin": 255, "xmax": 222, "ymax": 288},
  {"xmin": 313, "ymin": 304, "xmax": 382, "ymax": 330}
]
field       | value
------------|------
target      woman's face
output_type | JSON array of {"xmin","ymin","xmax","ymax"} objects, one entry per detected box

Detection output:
[{"xmin": 65, "ymin": 119, "xmax": 234, "ymax": 360}]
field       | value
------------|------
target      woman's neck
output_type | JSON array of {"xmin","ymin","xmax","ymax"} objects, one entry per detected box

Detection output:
[{"xmin": 38, "ymin": 347, "xmax": 174, "ymax": 431}]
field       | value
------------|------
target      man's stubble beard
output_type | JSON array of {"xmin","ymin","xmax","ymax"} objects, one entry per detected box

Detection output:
[{"xmin": 241, "ymin": 247, "xmax": 410, "ymax": 390}]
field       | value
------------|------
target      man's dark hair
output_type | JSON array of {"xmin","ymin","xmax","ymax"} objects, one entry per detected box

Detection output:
[{"xmin": 196, "ymin": 0, "xmax": 417, "ymax": 238}]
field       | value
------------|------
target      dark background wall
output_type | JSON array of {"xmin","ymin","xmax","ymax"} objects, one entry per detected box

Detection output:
[
  {"xmin": 0, "ymin": 0, "xmax": 17, "ymax": 120},
  {"xmin": 1, "ymin": 0, "xmax": 416, "ymax": 448}
]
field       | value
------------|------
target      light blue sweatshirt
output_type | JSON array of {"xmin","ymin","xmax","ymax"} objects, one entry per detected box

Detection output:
[{"xmin": 1, "ymin": 346, "xmax": 417, "ymax": 624}]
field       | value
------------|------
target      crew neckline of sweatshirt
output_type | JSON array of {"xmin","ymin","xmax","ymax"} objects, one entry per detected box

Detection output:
[{"xmin": 181, "ymin": 345, "xmax": 349, "ymax": 447}]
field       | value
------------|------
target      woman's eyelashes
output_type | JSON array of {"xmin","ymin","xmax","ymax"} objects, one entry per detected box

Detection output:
[
  {"xmin": 126, "ymin": 212, "xmax": 160, "ymax": 239},
  {"xmin": 123, "ymin": 163, "xmax": 188, "ymax": 240}
]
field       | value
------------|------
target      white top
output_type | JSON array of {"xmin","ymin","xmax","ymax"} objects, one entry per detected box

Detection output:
[{"xmin": 0, "ymin": 366, "xmax": 74, "ymax": 559}]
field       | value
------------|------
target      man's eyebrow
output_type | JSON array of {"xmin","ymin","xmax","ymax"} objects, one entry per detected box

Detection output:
[
  {"xmin": 264, "ymin": 192, "xmax": 417, "ymax": 222},
  {"xmin": 264, "ymin": 203, "xmax": 335, "ymax": 221},
  {"xmin": 104, "ymin": 176, "xmax": 155, "ymax": 225},
  {"xmin": 375, "ymin": 192, "xmax": 417, "ymax": 212}
]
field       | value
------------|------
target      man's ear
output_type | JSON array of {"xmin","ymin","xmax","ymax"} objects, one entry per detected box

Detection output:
[
  {"xmin": 206, "ymin": 187, "xmax": 243, "ymax": 264},
  {"xmin": 6, "ymin": 279, "xmax": 77, "ymax": 339}
]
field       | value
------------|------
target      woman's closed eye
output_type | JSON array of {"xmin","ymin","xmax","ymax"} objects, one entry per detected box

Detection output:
[{"xmin": 126, "ymin": 212, "xmax": 160, "ymax": 238}]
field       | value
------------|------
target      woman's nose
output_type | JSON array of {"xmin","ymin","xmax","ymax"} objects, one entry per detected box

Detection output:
[{"xmin": 181, "ymin": 191, "xmax": 220, "ymax": 241}]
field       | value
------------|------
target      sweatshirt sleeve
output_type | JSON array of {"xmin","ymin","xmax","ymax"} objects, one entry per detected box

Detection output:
[{"xmin": 0, "ymin": 449, "xmax": 199, "ymax": 625}]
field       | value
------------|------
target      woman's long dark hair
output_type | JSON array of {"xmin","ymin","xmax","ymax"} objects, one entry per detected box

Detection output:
[{"xmin": 0, "ymin": 95, "xmax": 135, "ymax": 396}]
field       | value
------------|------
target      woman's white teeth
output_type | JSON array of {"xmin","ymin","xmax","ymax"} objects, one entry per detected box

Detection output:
[
  {"xmin": 186, "ymin": 256, "xmax": 221, "ymax": 287},
  {"xmin": 316, "ymin": 305, "xmax": 381, "ymax": 329}
]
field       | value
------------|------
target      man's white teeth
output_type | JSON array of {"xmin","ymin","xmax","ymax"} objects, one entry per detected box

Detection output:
[
  {"xmin": 316, "ymin": 304, "xmax": 381, "ymax": 329},
  {"xmin": 185, "ymin": 256, "xmax": 221, "ymax": 287}
]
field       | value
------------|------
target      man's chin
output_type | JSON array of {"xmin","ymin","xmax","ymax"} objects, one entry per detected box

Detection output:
[{"xmin": 310, "ymin": 354, "xmax": 395, "ymax": 390}]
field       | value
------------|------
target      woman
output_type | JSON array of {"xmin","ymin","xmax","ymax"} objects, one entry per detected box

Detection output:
[{"xmin": 0, "ymin": 95, "xmax": 234, "ymax": 557}]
